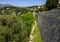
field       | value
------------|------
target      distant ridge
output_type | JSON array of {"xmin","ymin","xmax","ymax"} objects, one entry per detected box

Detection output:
[{"xmin": 0, "ymin": 3, "xmax": 12, "ymax": 8}]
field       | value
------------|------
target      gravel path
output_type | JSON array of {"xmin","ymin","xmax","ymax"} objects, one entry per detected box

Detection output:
[{"xmin": 29, "ymin": 20, "xmax": 36, "ymax": 42}]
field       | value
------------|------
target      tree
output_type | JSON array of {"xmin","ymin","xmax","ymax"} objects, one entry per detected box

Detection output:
[{"xmin": 45, "ymin": 0, "xmax": 58, "ymax": 11}]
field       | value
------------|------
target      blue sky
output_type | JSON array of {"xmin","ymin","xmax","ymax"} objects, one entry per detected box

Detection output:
[{"xmin": 0, "ymin": 0, "xmax": 46, "ymax": 7}]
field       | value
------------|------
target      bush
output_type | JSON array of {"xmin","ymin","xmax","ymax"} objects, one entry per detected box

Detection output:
[
  {"xmin": 45, "ymin": 0, "xmax": 58, "ymax": 11},
  {"xmin": 39, "ymin": 8, "xmax": 44, "ymax": 12},
  {"xmin": 35, "ymin": 9, "xmax": 39, "ymax": 13}
]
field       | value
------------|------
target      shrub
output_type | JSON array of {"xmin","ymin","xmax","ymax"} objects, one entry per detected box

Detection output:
[
  {"xmin": 45, "ymin": 0, "xmax": 58, "ymax": 11},
  {"xmin": 39, "ymin": 8, "xmax": 44, "ymax": 12},
  {"xmin": 0, "ymin": 14, "xmax": 34, "ymax": 42},
  {"xmin": 35, "ymin": 9, "xmax": 39, "ymax": 13},
  {"xmin": 0, "ymin": 12, "xmax": 35, "ymax": 42}
]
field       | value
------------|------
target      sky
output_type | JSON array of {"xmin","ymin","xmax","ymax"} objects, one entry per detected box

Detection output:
[{"xmin": 0, "ymin": 0, "xmax": 46, "ymax": 7}]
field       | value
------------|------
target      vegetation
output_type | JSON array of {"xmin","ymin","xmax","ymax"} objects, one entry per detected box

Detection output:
[
  {"xmin": 32, "ymin": 22, "xmax": 42, "ymax": 42},
  {"xmin": 35, "ymin": 9, "xmax": 39, "ymax": 13},
  {"xmin": 45, "ymin": 0, "xmax": 58, "ymax": 11},
  {"xmin": 38, "ymin": 8, "xmax": 44, "ymax": 12},
  {"xmin": 0, "ymin": 11, "xmax": 35, "ymax": 42},
  {"xmin": 17, "ymin": 12, "xmax": 35, "ymax": 36},
  {"xmin": 0, "ymin": 4, "xmax": 42, "ymax": 42},
  {"xmin": 35, "ymin": 8, "xmax": 44, "ymax": 13},
  {"xmin": 0, "ymin": 6, "xmax": 30, "ymax": 15}
]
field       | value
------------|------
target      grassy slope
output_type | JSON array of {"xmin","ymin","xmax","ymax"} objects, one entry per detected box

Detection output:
[
  {"xmin": 17, "ymin": 12, "xmax": 42, "ymax": 42},
  {"xmin": 32, "ymin": 22, "xmax": 42, "ymax": 42}
]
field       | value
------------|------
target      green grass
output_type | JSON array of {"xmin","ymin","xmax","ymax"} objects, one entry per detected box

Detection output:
[
  {"xmin": 17, "ymin": 12, "xmax": 35, "ymax": 20},
  {"xmin": 32, "ymin": 22, "xmax": 42, "ymax": 42}
]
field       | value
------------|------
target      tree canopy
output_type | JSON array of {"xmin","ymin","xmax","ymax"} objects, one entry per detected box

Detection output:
[{"xmin": 45, "ymin": 0, "xmax": 58, "ymax": 11}]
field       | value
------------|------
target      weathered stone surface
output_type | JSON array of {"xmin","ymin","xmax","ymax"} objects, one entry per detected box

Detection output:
[{"xmin": 36, "ymin": 9, "xmax": 60, "ymax": 42}]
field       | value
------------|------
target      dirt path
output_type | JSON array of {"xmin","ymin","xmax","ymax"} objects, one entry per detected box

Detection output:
[{"xmin": 29, "ymin": 20, "xmax": 36, "ymax": 42}]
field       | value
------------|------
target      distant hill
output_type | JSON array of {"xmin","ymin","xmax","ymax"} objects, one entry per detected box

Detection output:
[{"xmin": 0, "ymin": 3, "xmax": 12, "ymax": 8}]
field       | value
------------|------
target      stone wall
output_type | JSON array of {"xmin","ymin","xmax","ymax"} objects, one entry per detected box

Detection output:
[{"xmin": 36, "ymin": 9, "xmax": 60, "ymax": 42}]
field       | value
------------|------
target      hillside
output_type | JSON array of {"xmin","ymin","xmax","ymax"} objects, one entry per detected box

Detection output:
[
  {"xmin": 0, "ymin": 6, "xmax": 31, "ymax": 15},
  {"xmin": 0, "ymin": 4, "xmax": 42, "ymax": 42}
]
